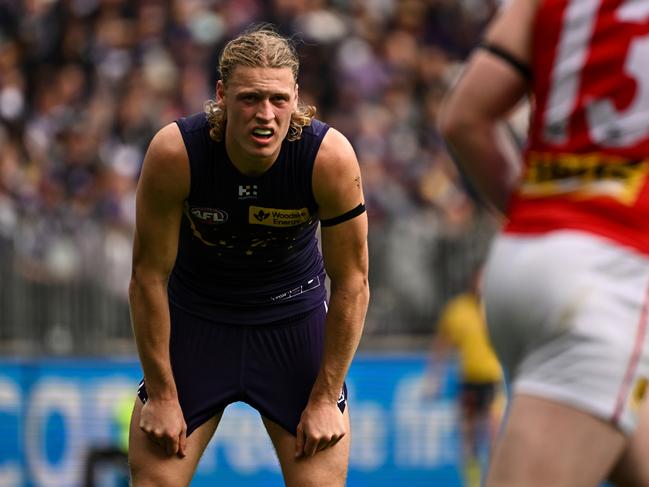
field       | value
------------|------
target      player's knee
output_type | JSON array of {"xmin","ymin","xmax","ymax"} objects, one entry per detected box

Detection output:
[
  {"xmin": 129, "ymin": 471, "xmax": 175, "ymax": 487},
  {"xmin": 287, "ymin": 472, "xmax": 346, "ymax": 487},
  {"xmin": 128, "ymin": 458, "xmax": 184, "ymax": 487},
  {"xmin": 286, "ymin": 459, "xmax": 348, "ymax": 487}
]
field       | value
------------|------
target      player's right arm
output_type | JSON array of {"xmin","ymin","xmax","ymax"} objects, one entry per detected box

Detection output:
[
  {"xmin": 129, "ymin": 122, "xmax": 190, "ymax": 457},
  {"xmin": 438, "ymin": 0, "xmax": 539, "ymax": 216}
]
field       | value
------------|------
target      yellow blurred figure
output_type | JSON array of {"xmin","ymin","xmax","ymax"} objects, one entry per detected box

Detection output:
[
  {"xmin": 429, "ymin": 269, "xmax": 505, "ymax": 487},
  {"xmin": 83, "ymin": 393, "xmax": 133, "ymax": 487},
  {"xmin": 436, "ymin": 292, "xmax": 502, "ymax": 385},
  {"xmin": 115, "ymin": 394, "xmax": 133, "ymax": 453}
]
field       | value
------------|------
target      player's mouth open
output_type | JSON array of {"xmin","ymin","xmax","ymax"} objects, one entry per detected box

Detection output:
[{"xmin": 252, "ymin": 128, "xmax": 274, "ymax": 140}]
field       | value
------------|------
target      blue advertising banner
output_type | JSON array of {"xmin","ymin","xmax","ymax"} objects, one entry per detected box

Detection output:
[{"xmin": 0, "ymin": 354, "xmax": 463, "ymax": 487}]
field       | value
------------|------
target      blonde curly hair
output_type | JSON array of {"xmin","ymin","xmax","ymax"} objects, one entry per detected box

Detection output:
[{"xmin": 205, "ymin": 25, "xmax": 316, "ymax": 142}]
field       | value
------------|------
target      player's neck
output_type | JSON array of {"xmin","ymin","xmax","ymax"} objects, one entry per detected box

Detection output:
[{"xmin": 225, "ymin": 141, "xmax": 279, "ymax": 177}]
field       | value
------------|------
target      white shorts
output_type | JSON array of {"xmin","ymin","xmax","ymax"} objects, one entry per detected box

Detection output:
[{"xmin": 483, "ymin": 230, "xmax": 649, "ymax": 434}]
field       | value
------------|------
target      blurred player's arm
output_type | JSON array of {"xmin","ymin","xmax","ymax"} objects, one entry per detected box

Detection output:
[
  {"xmin": 424, "ymin": 303, "xmax": 458, "ymax": 398},
  {"xmin": 296, "ymin": 128, "xmax": 369, "ymax": 457},
  {"xmin": 129, "ymin": 123, "xmax": 189, "ymax": 457},
  {"xmin": 438, "ymin": 0, "xmax": 538, "ymax": 216}
]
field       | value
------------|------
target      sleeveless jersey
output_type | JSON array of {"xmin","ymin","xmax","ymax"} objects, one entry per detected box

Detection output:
[
  {"xmin": 168, "ymin": 112, "xmax": 329, "ymax": 324},
  {"xmin": 505, "ymin": 0, "xmax": 649, "ymax": 255}
]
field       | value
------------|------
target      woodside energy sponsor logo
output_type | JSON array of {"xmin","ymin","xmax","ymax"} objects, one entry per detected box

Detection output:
[{"xmin": 248, "ymin": 206, "xmax": 311, "ymax": 227}]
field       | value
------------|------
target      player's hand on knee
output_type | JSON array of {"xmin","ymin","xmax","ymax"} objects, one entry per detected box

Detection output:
[
  {"xmin": 295, "ymin": 400, "xmax": 346, "ymax": 458},
  {"xmin": 139, "ymin": 398, "xmax": 188, "ymax": 458}
]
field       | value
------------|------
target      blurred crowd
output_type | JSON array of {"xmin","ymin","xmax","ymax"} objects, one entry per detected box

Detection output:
[{"xmin": 0, "ymin": 0, "xmax": 500, "ymax": 353}]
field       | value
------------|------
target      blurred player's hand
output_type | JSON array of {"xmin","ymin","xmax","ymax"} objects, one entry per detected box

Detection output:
[
  {"xmin": 139, "ymin": 397, "xmax": 187, "ymax": 458},
  {"xmin": 421, "ymin": 372, "xmax": 444, "ymax": 400},
  {"xmin": 295, "ymin": 399, "xmax": 346, "ymax": 458}
]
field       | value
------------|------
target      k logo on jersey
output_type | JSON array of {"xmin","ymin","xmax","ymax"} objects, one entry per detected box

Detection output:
[{"xmin": 239, "ymin": 184, "xmax": 258, "ymax": 200}]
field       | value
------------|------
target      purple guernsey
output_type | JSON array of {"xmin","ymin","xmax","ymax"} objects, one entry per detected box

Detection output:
[{"xmin": 168, "ymin": 112, "xmax": 329, "ymax": 324}]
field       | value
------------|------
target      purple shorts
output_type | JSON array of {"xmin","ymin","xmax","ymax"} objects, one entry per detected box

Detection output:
[{"xmin": 138, "ymin": 302, "xmax": 347, "ymax": 437}]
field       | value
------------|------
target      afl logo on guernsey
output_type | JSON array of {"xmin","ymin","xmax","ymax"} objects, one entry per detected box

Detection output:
[{"xmin": 189, "ymin": 206, "xmax": 228, "ymax": 224}]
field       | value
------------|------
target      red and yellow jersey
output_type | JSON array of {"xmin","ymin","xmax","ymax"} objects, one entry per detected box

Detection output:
[{"xmin": 505, "ymin": 0, "xmax": 649, "ymax": 254}]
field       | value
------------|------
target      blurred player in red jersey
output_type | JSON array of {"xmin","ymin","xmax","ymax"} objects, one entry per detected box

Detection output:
[{"xmin": 440, "ymin": 0, "xmax": 649, "ymax": 486}]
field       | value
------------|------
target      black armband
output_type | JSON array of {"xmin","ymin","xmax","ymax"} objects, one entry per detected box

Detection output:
[
  {"xmin": 479, "ymin": 42, "xmax": 532, "ymax": 82},
  {"xmin": 320, "ymin": 203, "xmax": 366, "ymax": 227}
]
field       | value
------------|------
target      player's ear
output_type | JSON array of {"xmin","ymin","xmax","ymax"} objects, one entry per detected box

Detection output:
[
  {"xmin": 216, "ymin": 80, "xmax": 226, "ymax": 106},
  {"xmin": 293, "ymin": 83, "xmax": 299, "ymax": 110}
]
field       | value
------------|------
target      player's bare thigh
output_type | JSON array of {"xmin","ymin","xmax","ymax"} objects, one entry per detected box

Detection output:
[
  {"xmin": 485, "ymin": 394, "xmax": 626, "ymax": 487},
  {"xmin": 608, "ymin": 396, "xmax": 649, "ymax": 487},
  {"xmin": 262, "ymin": 407, "xmax": 351, "ymax": 487},
  {"xmin": 128, "ymin": 397, "xmax": 222, "ymax": 487}
]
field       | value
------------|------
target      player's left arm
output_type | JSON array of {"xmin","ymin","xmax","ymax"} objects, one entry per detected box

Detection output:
[{"xmin": 295, "ymin": 127, "xmax": 369, "ymax": 457}]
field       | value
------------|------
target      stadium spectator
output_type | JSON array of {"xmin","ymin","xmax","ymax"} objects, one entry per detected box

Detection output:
[
  {"xmin": 440, "ymin": 0, "xmax": 649, "ymax": 485},
  {"xmin": 0, "ymin": 0, "xmax": 494, "ymax": 345},
  {"xmin": 127, "ymin": 26, "xmax": 368, "ymax": 487}
]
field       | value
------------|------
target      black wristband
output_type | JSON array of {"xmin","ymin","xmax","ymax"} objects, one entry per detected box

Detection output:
[{"xmin": 320, "ymin": 203, "xmax": 366, "ymax": 227}]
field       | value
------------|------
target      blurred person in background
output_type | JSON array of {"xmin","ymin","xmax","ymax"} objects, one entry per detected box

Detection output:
[
  {"xmin": 440, "ymin": 0, "xmax": 649, "ymax": 485},
  {"xmin": 0, "ymin": 0, "xmax": 498, "ymax": 347},
  {"xmin": 128, "ymin": 25, "xmax": 369, "ymax": 487},
  {"xmin": 83, "ymin": 393, "xmax": 132, "ymax": 487},
  {"xmin": 426, "ymin": 265, "xmax": 503, "ymax": 487}
]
